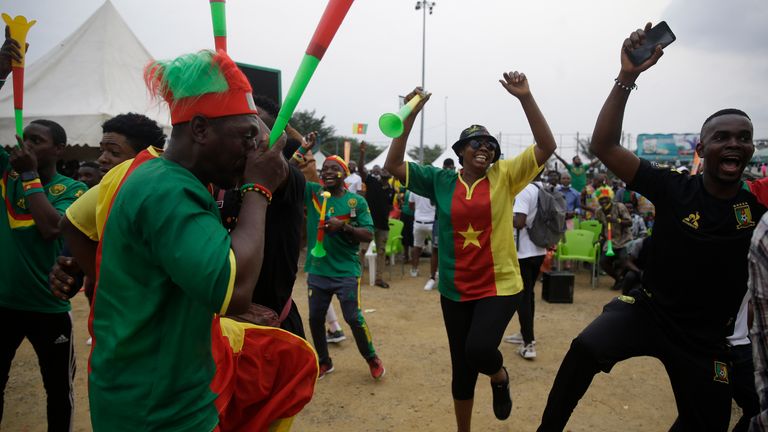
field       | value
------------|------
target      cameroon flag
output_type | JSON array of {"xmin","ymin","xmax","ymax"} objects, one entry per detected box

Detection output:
[
  {"xmin": 353, "ymin": 123, "xmax": 367, "ymax": 134},
  {"xmin": 405, "ymin": 145, "xmax": 542, "ymax": 301}
]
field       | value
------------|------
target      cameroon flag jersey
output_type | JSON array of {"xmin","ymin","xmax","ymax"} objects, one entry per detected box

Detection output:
[
  {"xmin": 0, "ymin": 148, "xmax": 86, "ymax": 313},
  {"xmin": 89, "ymin": 151, "xmax": 236, "ymax": 431},
  {"xmin": 406, "ymin": 145, "xmax": 542, "ymax": 301},
  {"xmin": 304, "ymin": 182, "xmax": 374, "ymax": 277}
]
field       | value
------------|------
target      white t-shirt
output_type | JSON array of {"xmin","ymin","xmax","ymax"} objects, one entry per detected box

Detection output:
[
  {"xmin": 410, "ymin": 192, "xmax": 436, "ymax": 223},
  {"xmin": 727, "ymin": 292, "xmax": 751, "ymax": 346},
  {"xmin": 345, "ymin": 173, "xmax": 362, "ymax": 194},
  {"xmin": 514, "ymin": 182, "xmax": 547, "ymax": 259}
]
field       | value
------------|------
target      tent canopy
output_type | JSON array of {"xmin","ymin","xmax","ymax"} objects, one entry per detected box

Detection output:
[
  {"xmin": 0, "ymin": 1, "xmax": 170, "ymax": 147},
  {"xmin": 431, "ymin": 147, "xmax": 456, "ymax": 168}
]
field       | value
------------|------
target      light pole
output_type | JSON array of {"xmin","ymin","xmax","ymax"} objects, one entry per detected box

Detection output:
[{"xmin": 415, "ymin": 1, "xmax": 435, "ymax": 162}]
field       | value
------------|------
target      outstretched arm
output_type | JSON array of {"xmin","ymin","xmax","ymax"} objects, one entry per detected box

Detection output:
[
  {"xmin": 590, "ymin": 22, "xmax": 665, "ymax": 184},
  {"xmin": 384, "ymin": 88, "xmax": 431, "ymax": 183},
  {"xmin": 553, "ymin": 152, "xmax": 568, "ymax": 166},
  {"xmin": 499, "ymin": 71, "xmax": 556, "ymax": 166}
]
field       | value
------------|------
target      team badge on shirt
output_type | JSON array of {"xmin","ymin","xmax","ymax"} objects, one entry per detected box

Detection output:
[
  {"xmin": 682, "ymin": 211, "xmax": 700, "ymax": 229},
  {"xmin": 733, "ymin": 202, "xmax": 755, "ymax": 230},
  {"xmin": 49, "ymin": 184, "xmax": 66, "ymax": 196},
  {"xmin": 15, "ymin": 197, "xmax": 25, "ymax": 210},
  {"xmin": 713, "ymin": 361, "xmax": 729, "ymax": 384},
  {"xmin": 347, "ymin": 198, "xmax": 357, "ymax": 208}
]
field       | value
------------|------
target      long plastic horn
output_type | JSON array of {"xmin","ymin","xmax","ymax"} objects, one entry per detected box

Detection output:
[
  {"xmin": 2, "ymin": 14, "xmax": 35, "ymax": 144},
  {"xmin": 209, "ymin": 0, "xmax": 227, "ymax": 52},
  {"xmin": 378, "ymin": 94, "xmax": 423, "ymax": 138},
  {"xmin": 269, "ymin": 0, "xmax": 355, "ymax": 147}
]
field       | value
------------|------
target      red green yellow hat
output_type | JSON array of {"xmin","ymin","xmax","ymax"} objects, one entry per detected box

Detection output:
[
  {"xmin": 594, "ymin": 185, "xmax": 615, "ymax": 200},
  {"xmin": 144, "ymin": 50, "xmax": 258, "ymax": 125},
  {"xmin": 325, "ymin": 155, "xmax": 350, "ymax": 177}
]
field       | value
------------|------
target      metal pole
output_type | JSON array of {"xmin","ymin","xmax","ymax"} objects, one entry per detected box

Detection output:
[{"xmin": 419, "ymin": 2, "xmax": 426, "ymax": 162}]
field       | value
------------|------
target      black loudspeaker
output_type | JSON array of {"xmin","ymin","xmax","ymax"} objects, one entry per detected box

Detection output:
[
  {"xmin": 542, "ymin": 272, "xmax": 574, "ymax": 303},
  {"xmin": 236, "ymin": 62, "xmax": 282, "ymax": 105}
]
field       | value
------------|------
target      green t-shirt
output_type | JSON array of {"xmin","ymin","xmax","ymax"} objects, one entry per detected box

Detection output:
[
  {"xmin": 0, "ymin": 148, "xmax": 87, "ymax": 313},
  {"xmin": 566, "ymin": 163, "xmax": 587, "ymax": 193},
  {"xmin": 89, "ymin": 157, "xmax": 235, "ymax": 432},
  {"xmin": 304, "ymin": 182, "xmax": 374, "ymax": 277}
]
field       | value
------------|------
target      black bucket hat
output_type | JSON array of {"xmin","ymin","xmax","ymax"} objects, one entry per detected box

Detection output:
[{"xmin": 452, "ymin": 124, "xmax": 501, "ymax": 164}]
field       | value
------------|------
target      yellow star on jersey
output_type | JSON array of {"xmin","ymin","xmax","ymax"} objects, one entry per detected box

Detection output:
[{"xmin": 459, "ymin": 223, "xmax": 483, "ymax": 249}]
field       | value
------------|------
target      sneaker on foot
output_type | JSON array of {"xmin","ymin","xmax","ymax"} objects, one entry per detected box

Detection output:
[
  {"xmin": 375, "ymin": 279, "xmax": 390, "ymax": 289},
  {"xmin": 518, "ymin": 342, "xmax": 537, "ymax": 359},
  {"xmin": 410, "ymin": 268, "xmax": 419, "ymax": 277},
  {"xmin": 326, "ymin": 329, "xmax": 346, "ymax": 344},
  {"xmin": 318, "ymin": 360, "xmax": 335, "ymax": 379},
  {"xmin": 491, "ymin": 366, "xmax": 512, "ymax": 420},
  {"xmin": 367, "ymin": 356, "xmax": 385, "ymax": 380},
  {"xmin": 423, "ymin": 278, "xmax": 436, "ymax": 291},
  {"xmin": 86, "ymin": 337, "xmax": 92, "ymax": 346},
  {"xmin": 503, "ymin": 333, "xmax": 523, "ymax": 344}
]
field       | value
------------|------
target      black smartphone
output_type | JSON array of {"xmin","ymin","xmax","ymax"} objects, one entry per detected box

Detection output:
[{"xmin": 627, "ymin": 21, "xmax": 676, "ymax": 66}]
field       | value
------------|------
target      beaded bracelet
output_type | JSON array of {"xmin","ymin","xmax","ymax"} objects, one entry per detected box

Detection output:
[
  {"xmin": 614, "ymin": 78, "xmax": 637, "ymax": 91},
  {"xmin": 240, "ymin": 183, "xmax": 272, "ymax": 204}
]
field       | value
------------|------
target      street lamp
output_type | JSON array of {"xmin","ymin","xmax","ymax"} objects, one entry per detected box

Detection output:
[{"xmin": 414, "ymin": 1, "xmax": 435, "ymax": 162}]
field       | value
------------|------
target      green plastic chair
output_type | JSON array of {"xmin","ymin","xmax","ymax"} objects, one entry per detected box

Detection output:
[
  {"xmin": 579, "ymin": 220, "xmax": 603, "ymax": 244},
  {"xmin": 385, "ymin": 218, "xmax": 405, "ymax": 276},
  {"xmin": 555, "ymin": 229, "xmax": 601, "ymax": 288},
  {"xmin": 572, "ymin": 216, "xmax": 581, "ymax": 230}
]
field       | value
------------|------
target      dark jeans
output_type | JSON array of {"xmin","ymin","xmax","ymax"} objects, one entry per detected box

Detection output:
[
  {"xmin": 727, "ymin": 343, "xmax": 759, "ymax": 432},
  {"xmin": 539, "ymin": 295, "xmax": 731, "ymax": 432},
  {"xmin": 516, "ymin": 255, "xmax": 545, "ymax": 345},
  {"xmin": 440, "ymin": 294, "xmax": 519, "ymax": 400},
  {"xmin": 307, "ymin": 274, "xmax": 376, "ymax": 365},
  {"xmin": 0, "ymin": 306, "xmax": 75, "ymax": 432}
]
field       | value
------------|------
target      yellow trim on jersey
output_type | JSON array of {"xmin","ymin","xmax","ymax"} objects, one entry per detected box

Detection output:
[
  {"xmin": 219, "ymin": 249, "xmax": 236, "ymax": 315},
  {"xmin": 404, "ymin": 162, "xmax": 410, "ymax": 188},
  {"xmin": 456, "ymin": 173, "xmax": 487, "ymax": 200},
  {"xmin": 1, "ymin": 177, "xmax": 35, "ymax": 228}
]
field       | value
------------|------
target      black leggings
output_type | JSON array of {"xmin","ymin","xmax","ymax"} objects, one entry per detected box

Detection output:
[
  {"xmin": 440, "ymin": 294, "xmax": 519, "ymax": 400},
  {"xmin": 517, "ymin": 255, "xmax": 544, "ymax": 345}
]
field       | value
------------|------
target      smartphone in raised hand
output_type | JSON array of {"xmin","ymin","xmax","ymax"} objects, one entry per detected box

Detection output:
[{"xmin": 627, "ymin": 21, "xmax": 676, "ymax": 66}]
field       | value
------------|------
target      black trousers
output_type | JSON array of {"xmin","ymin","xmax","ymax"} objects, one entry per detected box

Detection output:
[
  {"xmin": 440, "ymin": 294, "xmax": 518, "ymax": 400},
  {"xmin": 516, "ymin": 255, "xmax": 545, "ymax": 345},
  {"xmin": 539, "ymin": 294, "xmax": 731, "ymax": 432},
  {"xmin": 0, "ymin": 306, "xmax": 75, "ymax": 432}
]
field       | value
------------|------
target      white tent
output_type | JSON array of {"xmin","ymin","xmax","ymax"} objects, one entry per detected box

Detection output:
[
  {"xmin": 431, "ymin": 147, "xmax": 456, "ymax": 168},
  {"xmin": 365, "ymin": 144, "xmax": 415, "ymax": 170},
  {"xmin": 313, "ymin": 150, "xmax": 326, "ymax": 167},
  {"xmin": 0, "ymin": 1, "xmax": 170, "ymax": 151}
]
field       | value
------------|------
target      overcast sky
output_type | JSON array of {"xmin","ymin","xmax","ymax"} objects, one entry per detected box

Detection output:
[{"xmin": 5, "ymin": 0, "xmax": 767, "ymax": 158}]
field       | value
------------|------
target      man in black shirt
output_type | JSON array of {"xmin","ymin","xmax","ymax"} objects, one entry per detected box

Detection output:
[
  {"xmin": 359, "ymin": 142, "xmax": 394, "ymax": 288},
  {"xmin": 538, "ymin": 23, "xmax": 766, "ymax": 431},
  {"xmin": 218, "ymin": 99, "xmax": 306, "ymax": 337}
]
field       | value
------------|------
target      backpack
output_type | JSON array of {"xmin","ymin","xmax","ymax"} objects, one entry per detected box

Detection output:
[{"xmin": 527, "ymin": 183, "xmax": 567, "ymax": 249}]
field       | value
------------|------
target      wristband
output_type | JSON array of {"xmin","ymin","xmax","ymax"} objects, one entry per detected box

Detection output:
[
  {"xmin": 240, "ymin": 183, "xmax": 272, "ymax": 204},
  {"xmin": 297, "ymin": 146, "xmax": 309, "ymax": 156},
  {"xmin": 22, "ymin": 179, "xmax": 43, "ymax": 196},
  {"xmin": 291, "ymin": 152, "xmax": 306, "ymax": 164},
  {"xmin": 614, "ymin": 78, "xmax": 637, "ymax": 91},
  {"xmin": 20, "ymin": 171, "xmax": 39, "ymax": 181}
]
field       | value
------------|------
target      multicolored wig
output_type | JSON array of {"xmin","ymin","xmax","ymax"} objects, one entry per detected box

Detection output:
[
  {"xmin": 593, "ymin": 185, "xmax": 615, "ymax": 200},
  {"xmin": 144, "ymin": 50, "xmax": 258, "ymax": 125}
]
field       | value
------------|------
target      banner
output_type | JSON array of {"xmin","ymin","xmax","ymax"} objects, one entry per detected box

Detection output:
[{"xmin": 635, "ymin": 133, "xmax": 699, "ymax": 161}]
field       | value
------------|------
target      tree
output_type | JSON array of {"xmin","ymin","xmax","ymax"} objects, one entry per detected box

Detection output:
[
  {"xmin": 576, "ymin": 135, "xmax": 596, "ymax": 162},
  {"xmin": 291, "ymin": 110, "xmax": 336, "ymax": 143},
  {"xmin": 288, "ymin": 109, "xmax": 384, "ymax": 164},
  {"xmin": 408, "ymin": 144, "xmax": 445, "ymax": 165}
]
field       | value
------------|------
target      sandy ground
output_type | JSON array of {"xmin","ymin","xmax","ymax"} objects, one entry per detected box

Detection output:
[{"xmin": 2, "ymin": 260, "xmax": 743, "ymax": 431}]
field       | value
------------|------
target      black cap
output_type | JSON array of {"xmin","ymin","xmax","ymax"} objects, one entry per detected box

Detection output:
[{"xmin": 452, "ymin": 125, "xmax": 500, "ymax": 163}]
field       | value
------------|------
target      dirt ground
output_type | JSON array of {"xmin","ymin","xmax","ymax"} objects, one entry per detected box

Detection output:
[{"xmin": 2, "ymin": 260, "xmax": 743, "ymax": 431}]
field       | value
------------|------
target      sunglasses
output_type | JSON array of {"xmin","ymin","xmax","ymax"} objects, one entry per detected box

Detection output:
[{"xmin": 467, "ymin": 139, "xmax": 498, "ymax": 152}]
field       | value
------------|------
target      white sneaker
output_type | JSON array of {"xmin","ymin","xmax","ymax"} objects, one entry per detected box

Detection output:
[
  {"xmin": 86, "ymin": 337, "xmax": 92, "ymax": 346},
  {"xmin": 423, "ymin": 278, "xmax": 436, "ymax": 291},
  {"xmin": 518, "ymin": 343, "xmax": 537, "ymax": 359},
  {"xmin": 503, "ymin": 333, "xmax": 523, "ymax": 344},
  {"xmin": 410, "ymin": 268, "xmax": 419, "ymax": 277}
]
